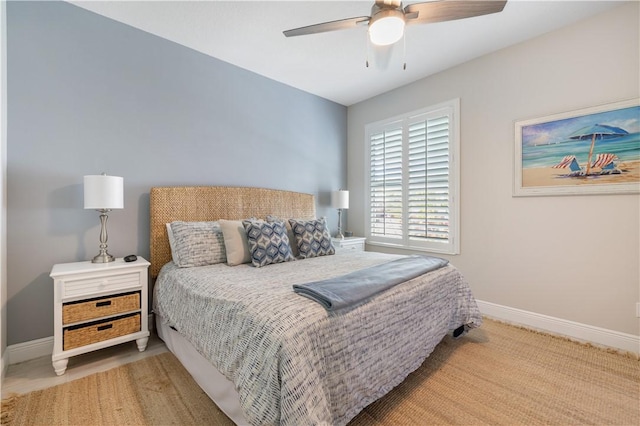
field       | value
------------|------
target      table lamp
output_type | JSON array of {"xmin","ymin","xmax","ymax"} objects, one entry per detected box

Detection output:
[
  {"xmin": 84, "ymin": 174, "xmax": 123, "ymax": 263},
  {"xmin": 331, "ymin": 189, "xmax": 349, "ymax": 240}
]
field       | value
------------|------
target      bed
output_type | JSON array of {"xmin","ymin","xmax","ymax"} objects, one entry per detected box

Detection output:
[{"xmin": 150, "ymin": 186, "xmax": 482, "ymax": 426}]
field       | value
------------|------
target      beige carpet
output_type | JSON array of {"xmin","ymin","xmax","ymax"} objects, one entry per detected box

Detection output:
[{"xmin": 2, "ymin": 319, "xmax": 638, "ymax": 425}]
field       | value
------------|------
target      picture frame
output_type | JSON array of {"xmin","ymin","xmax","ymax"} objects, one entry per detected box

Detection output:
[{"xmin": 513, "ymin": 98, "xmax": 639, "ymax": 197}]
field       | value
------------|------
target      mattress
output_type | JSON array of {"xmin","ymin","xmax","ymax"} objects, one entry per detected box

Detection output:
[{"xmin": 154, "ymin": 250, "xmax": 482, "ymax": 425}]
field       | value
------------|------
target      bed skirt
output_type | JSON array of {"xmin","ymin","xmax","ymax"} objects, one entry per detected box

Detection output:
[{"xmin": 156, "ymin": 314, "xmax": 246, "ymax": 425}]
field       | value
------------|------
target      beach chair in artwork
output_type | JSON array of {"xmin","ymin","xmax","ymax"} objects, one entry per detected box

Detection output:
[
  {"xmin": 552, "ymin": 155, "xmax": 584, "ymax": 176},
  {"xmin": 591, "ymin": 153, "xmax": 621, "ymax": 175}
]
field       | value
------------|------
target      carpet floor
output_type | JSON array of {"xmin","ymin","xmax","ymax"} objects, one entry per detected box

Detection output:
[{"xmin": 2, "ymin": 318, "xmax": 638, "ymax": 425}]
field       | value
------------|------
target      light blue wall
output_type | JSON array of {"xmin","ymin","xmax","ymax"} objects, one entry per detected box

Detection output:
[{"xmin": 6, "ymin": 1, "xmax": 347, "ymax": 345}]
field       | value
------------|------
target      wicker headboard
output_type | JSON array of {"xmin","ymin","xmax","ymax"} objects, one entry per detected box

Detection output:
[{"xmin": 149, "ymin": 186, "xmax": 316, "ymax": 278}]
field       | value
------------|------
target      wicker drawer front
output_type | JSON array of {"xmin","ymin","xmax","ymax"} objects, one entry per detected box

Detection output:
[
  {"xmin": 62, "ymin": 292, "xmax": 140, "ymax": 325},
  {"xmin": 63, "ymin": 272, "xmax": 140, "ymax": 299},
  {"xmin": 63, "ymin": 313, "xmax": 140, "ymax": 351}
]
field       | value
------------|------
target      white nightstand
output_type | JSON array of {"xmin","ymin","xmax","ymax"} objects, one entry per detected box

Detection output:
[
  {"xmin": 332, "ymin": 236, "xmax": 367, "ymax": 252},
  {"xmin": 50, "ymin": 257, "xmax": 150, "ymax": 375}
]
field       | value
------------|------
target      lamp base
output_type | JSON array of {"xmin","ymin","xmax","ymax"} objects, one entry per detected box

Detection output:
[
  {"xmin": 92, "ymin": 210, "xmax": 115, "ymax": 263},
  {"xmin": 92, "ymin": 251, "xmax": 115, "ymax": 263},
  {"xmin": 336, "ymin": 208, "xmax": 345, "ymax": 240}
]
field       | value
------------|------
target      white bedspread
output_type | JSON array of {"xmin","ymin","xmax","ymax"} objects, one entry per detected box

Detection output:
[{"xmin": 154, "ymin": 251, "xmax": 482, "ymax": 426}]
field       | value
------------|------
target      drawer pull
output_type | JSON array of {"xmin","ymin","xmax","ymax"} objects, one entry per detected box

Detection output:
[
  {"xmin": 96, "ymin": 301, "xmax": 112, "ymax": 307},
  {"xmin": 97, "ymin": 324, "xmax": 113, "ymax": 331}
]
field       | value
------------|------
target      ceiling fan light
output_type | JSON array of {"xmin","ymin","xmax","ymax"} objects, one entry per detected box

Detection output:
[{"xmin": 369, "ymin": 11, "xmax": 405, "ymax": 46}]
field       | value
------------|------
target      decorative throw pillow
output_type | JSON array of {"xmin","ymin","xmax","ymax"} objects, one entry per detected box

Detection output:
[
  {"xmin": 242, "ymin": 219, "xmax": 295, "ymax": 267},
  {"xmin": 169, "ymin": 221, "xmax": 227, "ymax": 267},
  {"xmin": 266, "ymin": 214, "xmax": 301, "ymax": 258},
  {"xmin": 166, "ymin": 223, "xmax": 179, "ymax": 264},
  {"xmin": 219, "ymin": 219, "xmax": 252, "ymax": 266},
  {"xmin": 288, "ymin": 217, "xmax": 335, "ymax": 259}
]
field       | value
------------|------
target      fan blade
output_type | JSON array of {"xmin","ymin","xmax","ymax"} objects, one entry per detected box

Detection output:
[
  {"xmin": 284, "ymin": 16, "xmax": 370, "ymax": 37},
  {"xmin": 404, "ymin": 0, "xmax": 507, "ymax": 25}
]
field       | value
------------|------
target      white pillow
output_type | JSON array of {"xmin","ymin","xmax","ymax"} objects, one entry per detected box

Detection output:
[{"xmin": 219, "ymin": 219, "xmax": 251, "ymax": 266}]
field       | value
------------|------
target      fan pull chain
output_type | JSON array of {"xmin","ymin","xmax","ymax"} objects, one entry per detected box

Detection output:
[
  {"xmin": 365, "ymin": 33, "xmax": 370, "ymax": 68},
  {"xmin": 403, "ymin": 33, "xmax": 407, "ymax": 70}
]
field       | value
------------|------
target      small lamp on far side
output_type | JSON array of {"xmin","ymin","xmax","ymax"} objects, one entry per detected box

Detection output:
[
  {"xmin": 84, "ymin": 174, "xmax": 123, "ymax": 263},
  {"xmin": 331, "ymin": 189, "xmax": 349, "ymax": 240}
]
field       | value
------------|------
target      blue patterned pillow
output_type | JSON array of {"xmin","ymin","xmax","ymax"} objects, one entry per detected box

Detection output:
[
  {"xmin": 169, "ymin": 221, "xmax": 227, "ymax": 267},
  {"xmin": 288, "ymin": 217, "xmax": 335, "ymax": 259},
  {"xmin": 266, "ymin": 214, "xmax": 304, "ymax": 258},
  {"xmin": 242, "ymin": 219, "xmax": 295, "ymax": 267}
]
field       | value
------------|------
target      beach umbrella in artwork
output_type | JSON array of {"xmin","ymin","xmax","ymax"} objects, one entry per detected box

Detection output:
[{"xmin": 568, "ymin": 124, "xmax": 628, "ymax": 175}]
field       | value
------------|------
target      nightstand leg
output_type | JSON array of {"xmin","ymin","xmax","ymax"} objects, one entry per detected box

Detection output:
[
  {"xmin": 136, "ymin": 336, "xmax": 149, "ymax": 352},
  {"xmin": 52, "ymin": 358, "xmax": 68, "ymax": 376}
]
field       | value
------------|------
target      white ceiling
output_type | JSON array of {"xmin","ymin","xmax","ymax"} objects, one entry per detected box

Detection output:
[{"xmin": 69, "ymin": 1, "xmax": 624, "ymax": 106}]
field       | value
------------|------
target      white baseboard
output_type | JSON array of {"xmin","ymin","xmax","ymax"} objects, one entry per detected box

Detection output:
[
  {"xmin": 477, "ymin": 300, "xmax": 640, "ymax": 354},
  {"xmin": 1, "ymin": 346, "xmax": 7, "ymax": 379},
  {"xmin": 7, "ymin": 335, "xmax": 53, "ymax": 365},
  {"xmin": 6, "ymin": 308, "xmax": 638, "ymax": 365}
]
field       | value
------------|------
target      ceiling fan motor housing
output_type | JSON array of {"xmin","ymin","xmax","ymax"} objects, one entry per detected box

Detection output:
[{"xmin": 368, "ymin": 3, "xmax": 406, "ymax": 46}]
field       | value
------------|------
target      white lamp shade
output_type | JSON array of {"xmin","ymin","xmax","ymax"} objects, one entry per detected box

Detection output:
[
  {"xmin": 84, "ymin": 175, "xmax": 124, "ymax": 209},
  {"xmin": 331, "ymin": 190, "xmax": 349, "ymax": 209}
]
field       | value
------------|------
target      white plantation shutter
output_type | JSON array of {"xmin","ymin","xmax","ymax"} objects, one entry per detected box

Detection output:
[
  {"xmin": 407, "ymin": 114, "xmax": 450, "ymax": 243},
  {"xmin": 369, "ymin": 125, "xmax": 403, "ymax": 240},
  {"xmin": 365, "ymin": 99, "xmax": 460, "ymax": 254}
]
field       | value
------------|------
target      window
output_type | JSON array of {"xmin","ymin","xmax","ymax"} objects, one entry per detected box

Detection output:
[{"xmin": 365, "ymin": 99, "xmax": 460, "ymax": 254}]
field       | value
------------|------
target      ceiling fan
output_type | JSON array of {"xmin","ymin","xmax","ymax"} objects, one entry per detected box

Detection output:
[{"xmin": 284, "ymin": 0, "xmax": 508, "ymax": 47}]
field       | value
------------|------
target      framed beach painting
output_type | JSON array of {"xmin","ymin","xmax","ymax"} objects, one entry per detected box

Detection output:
[{"xmin": 514, "ymin": 98, "xmax": 640, "ymax": 196}]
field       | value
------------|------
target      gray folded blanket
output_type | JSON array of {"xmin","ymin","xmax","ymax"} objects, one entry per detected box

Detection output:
[{"xmin": 293, "ymin": 255, "xmax": 449, "ymax": 311}]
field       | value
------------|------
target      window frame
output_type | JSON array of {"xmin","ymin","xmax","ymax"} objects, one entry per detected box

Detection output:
[{"xmin": 364, "ymin": 98, "xmax": 460, "ymax": 255}]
